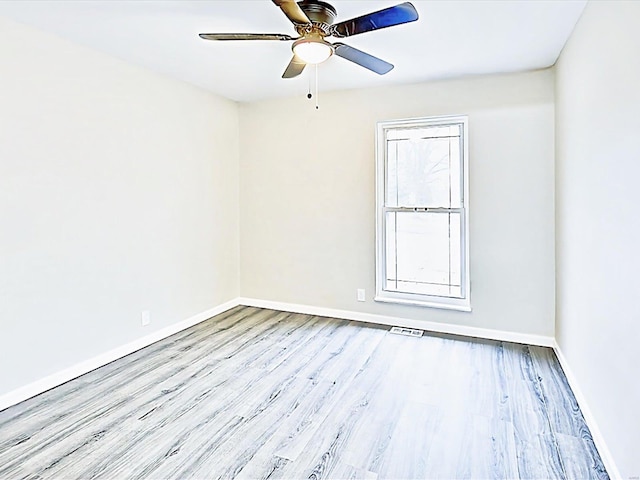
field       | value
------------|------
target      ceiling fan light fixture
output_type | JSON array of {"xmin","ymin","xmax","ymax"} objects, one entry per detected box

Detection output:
[{"xmin": 292, "ymin": 38, "xmax": 334, "ymax": 64}]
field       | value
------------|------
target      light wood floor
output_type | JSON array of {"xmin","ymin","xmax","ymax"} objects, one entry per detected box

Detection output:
[{"xmin": 0, "ymin": 306, "xmax": 608, "ymax": 479}]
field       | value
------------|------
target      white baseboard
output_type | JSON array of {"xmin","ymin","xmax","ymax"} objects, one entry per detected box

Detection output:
[
  {"xmin": 552, "ymin": 341, "xmax": 621, "ymax": 479},
  {"xmin": 0, "ymin": 299, "xmax": 240, "ymax": 413},
  {"xmin": 238, "ymin": 297, "xmax": 555, "ymax": 347}
]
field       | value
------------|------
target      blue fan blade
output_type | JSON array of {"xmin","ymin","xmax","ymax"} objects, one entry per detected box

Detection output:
[
  {"xmin": 333, "ymin": 2, "xmax": 419, "ymax": 38},
  {"xmin": 334, "ymin": 43, "xmax": 394, "ymax": 75}
]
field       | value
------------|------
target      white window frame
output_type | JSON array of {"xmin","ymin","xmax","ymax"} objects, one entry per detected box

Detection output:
[{"xmin": 375, "ymin": 115, "xmax": 471, "ymax": 311}]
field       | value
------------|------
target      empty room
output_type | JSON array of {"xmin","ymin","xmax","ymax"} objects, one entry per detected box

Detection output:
[{"xmin": 0, "ymin": 0, "xmax": 638, "ymax": 478}]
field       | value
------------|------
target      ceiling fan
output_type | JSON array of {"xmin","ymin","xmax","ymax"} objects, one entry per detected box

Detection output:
[{"xmin": 199, "ymin": 0, "xmax": 419, "ymax": 78}]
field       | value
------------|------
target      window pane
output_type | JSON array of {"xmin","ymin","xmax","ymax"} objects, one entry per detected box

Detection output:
[
  {"xmin": 386, "ymin": 136, "xmax": 399, "ymax": 207},
  {"xmin": 384, "ymin": 212, "xmax": 462, "ymax": 298},
  {"xmin": 385, "ymin": 211, "xmax": 397, "ymax": 291},
  {"xmin": 386, "ymin": 125, "xmax": 462, "ymax": 208},
  {"xmin": 449, "ymin": 137, "xmax": 462, "ymax": 209}
]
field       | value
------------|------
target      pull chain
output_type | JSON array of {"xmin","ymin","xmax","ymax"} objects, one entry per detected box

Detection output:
[
  {"xmin": 315, "ymin": 64, "xmax": 319, "ymax": 110},
  {"xmin": 305, "ymin": 65, "xmax": 320, "ymax": 110}
]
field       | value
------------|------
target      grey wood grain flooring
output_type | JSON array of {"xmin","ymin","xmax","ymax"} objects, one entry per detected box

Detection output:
[{"xmin": 0, "ymin": 306, "xmax": 608, "ymax": 479}]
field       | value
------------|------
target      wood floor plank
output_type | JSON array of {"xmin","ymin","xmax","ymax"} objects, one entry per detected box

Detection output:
[
  {"xmin": 0, "ymin": 307, "xmax": 608, "ymax": 480},
  {"xmin": 455, "ymin": 414, "xmax": 519, "ymax": 480},
  {"xmin": 376, "ymin": 400, "xmax": 442, "ymax": 479},
  {"xmin": 68, "ymin": 313, "xmax": 343, "ymax": 479},
  {"xmin": 1, "ymin": 308, "xmax": 295, "ymax": 477},
  {"xmin": 555, "ymin": 432, "xmax": 608, "ymax": 480},
  {"xmin": 7, "ymin": 309, "xmax": 311, "ymax": 477},
  {"xmin": 275, "ymin": 328, "xmax": 424, "ymax": 479},
  {"xmin": 342, "ymin": 331, "xmax": 428, "ymax": 475},
  {"xmin": 0, "ymin": 306, "xmax": 246, "ymax": 426},
  {"xmin": 470, "ymin": 339, "xmax": 513, "ymax": 422},
  {"xmin": 327, "ymin": 462, "xmax": 378, "ymax": 480},
  {"xmin": 501, "ymin": 343, "xmax": 566, "ymax": 480},
  {"xmin": 161, "ymin": 320, "xmax": 378, "ymax": 480},
  {"xmin": 528, "ymin": 345, "xmax": 609, "ymax": 479},
  {"xmin": 0, "ymin": 306, "xmax": 262, "ymax": 436},
  {"xmin": 269, "ymin": 326, "xmax": 385, "ymax": 463}
]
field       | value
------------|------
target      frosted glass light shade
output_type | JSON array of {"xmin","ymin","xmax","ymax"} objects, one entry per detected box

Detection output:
[{"xmin": 293, "ymin": 39, "xmax": 333, "ymax": 64}]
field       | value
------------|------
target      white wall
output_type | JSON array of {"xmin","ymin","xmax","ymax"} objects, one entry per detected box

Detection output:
[
  {"xmin": 555, "ymin": 1, "xmax": 640, "ymax": 477},
  {"xmin": 0, "ymin": 17, "xmax": 240, "ymax": 396},
  {"xmin": 239, "ymin": 70, "xmax": 555, "ymax": 337}
]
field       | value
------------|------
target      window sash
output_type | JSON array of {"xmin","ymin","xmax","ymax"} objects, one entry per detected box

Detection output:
[
  {"xmin": 385, "ymin": 129, "xmax": 463, "ymax": 209},
  {"xmin": 382, "ymin": 209, "xmax": 465, "ymax": 299}
]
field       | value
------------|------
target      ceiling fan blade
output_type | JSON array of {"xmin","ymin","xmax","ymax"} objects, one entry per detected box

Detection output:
[
  {"xmin": 272, "ymin": 0, "xmax": 311, "ymax": 25},
  {"xmin": 333, "ymin": 43, "xmax": 393, "ymax": 75},
  {"xmin": 282, "ymin": 55, "xmax": 306, "ymax": 79},
  {"xmin": 332, "ymin": 2, "xmax": 419, "ymax": 38},
  {"xmin": 199, "ymin": 33, "xmax": 295, "ymax": 41}
]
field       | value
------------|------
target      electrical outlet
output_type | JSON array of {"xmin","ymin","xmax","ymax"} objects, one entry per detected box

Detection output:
[
  {"xmin": 141, "ymin": 310, "xmax": 151, "ymax": 326},
  {"xmin": 357, "ymin": 289, "xmax": 366, "ymax": 302}
]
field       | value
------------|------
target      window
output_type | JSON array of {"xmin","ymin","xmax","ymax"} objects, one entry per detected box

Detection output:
[{"xmin": 375, "ymin": 115, "xmax": 470, "ymax": 311}]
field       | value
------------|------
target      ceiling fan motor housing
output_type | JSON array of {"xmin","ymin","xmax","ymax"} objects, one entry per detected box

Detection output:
[{"xmin": 298, "ymin": 1, "xmax": 337, "ymax": 25}]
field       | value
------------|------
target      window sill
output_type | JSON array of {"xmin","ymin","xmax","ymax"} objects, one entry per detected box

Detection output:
[{"xmin": 374, "ymin": 295, "xmax": 472, "ymax": 312}]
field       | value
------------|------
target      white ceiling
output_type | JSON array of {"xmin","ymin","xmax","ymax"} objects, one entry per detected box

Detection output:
[{"xmin": 0, "ymin": 0, "xmax": 586, "ymax": 102}]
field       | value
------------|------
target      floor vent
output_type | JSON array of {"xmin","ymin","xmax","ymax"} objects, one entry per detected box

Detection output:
[{"xmin": 389, "ymin": 326, "xmax": 424, "ymax": 337}]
